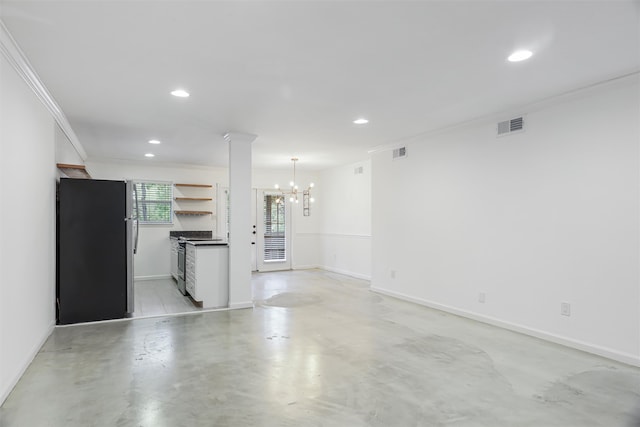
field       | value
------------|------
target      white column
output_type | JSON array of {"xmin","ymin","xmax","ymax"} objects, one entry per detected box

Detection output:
[{"xmin": 225, "ymin": 132, "xmax": 256, "ymax": 309}]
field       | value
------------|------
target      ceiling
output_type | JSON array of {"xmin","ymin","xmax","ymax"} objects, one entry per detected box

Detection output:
[{"xmin": 1, "ymin": 1, "xmax": 638, "ymax": 171}]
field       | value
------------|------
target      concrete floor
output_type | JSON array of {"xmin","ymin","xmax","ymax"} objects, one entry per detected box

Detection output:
[{"xmin": 1, "ymin": 269, "xmax": 639, "ymax": 426}]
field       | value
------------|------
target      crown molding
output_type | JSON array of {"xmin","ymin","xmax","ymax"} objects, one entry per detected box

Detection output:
[
  {"xmin": 223, "ymin": 132, "xmax": 258, "ymax": 144},
  {"xmin": 85, "ymin": 155, "xmax": 229, "ymax": 172},
  {"xmin": 0, "ymin": 20, "xmax": 87, "ymax": 160}
]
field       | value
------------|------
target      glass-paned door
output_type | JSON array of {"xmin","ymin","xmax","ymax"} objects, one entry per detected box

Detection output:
[{"xmin": 256, "ymin": 190, "xmax": 291, "ymax": 271}]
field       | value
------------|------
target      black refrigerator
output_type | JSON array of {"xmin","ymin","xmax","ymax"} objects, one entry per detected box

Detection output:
[{"xmin": 57, "ymin": 178, "xmax": 138, "ymax": 324}]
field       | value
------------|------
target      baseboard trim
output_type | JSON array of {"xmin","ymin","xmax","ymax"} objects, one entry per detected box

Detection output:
[
  {"xmin": 1, "ymin": 321, "xmax": 55, "ymax": 405},
  {"xmin": 319, "ymin": 266, "xmax": 371, "ymax": 281},
  {"xmin": 229, "ymin": 301, "xmax": 253, "ymax": 310},
  {"xmin": 292, "ymin": 264, "xmax": 319, "ymax": 271},
  {"xmin": 55, "ymin": 306, "xmax": 235, "ymax": 327},
  {"xmin": 371, "ymin": 286, "xmax": 640, "ymax": 367},
  {"xmin": 298, "ymin": 232, "xmax": 372, "ymax": 239},
  {"xmin": 135, "ymin": 274, "xmax": 172, "ymax": 281}
]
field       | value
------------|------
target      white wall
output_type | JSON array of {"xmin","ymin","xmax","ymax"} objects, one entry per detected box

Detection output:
[
  {"xmin": 371, "ymin": 75, "xmax": 640, "ymax": 365},
  {"xmin": 54, "ymin": 124, "xmax": 83, "ymax": 166},
  {"xmin": 316, "ymin": 160, "xmax": 372, "ymax": 279},
  {"xmin": 0, "ymin": 55, "xmax": 57, "ymax": 403}
]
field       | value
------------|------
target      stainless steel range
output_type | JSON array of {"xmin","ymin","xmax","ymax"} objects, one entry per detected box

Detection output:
[{"xmin": 177, "ymin": 241, "xmax": 186, "ymax": 295}]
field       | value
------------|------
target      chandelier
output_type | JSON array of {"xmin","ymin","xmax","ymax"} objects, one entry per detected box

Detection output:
[{"xmin": 274, "ymin": 158, "xmax": 315, "ymax": 214}]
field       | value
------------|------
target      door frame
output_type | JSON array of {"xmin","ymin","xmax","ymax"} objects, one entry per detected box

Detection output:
[
  {"xmin": 251, "ymin": 188, "xmax": 257, "ymax": 271},
  {"xmin": 256, "ymin": 189, "xmax": 292, "ymax": 272}
]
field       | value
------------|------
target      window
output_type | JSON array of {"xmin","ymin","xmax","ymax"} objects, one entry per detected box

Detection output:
[{"xmin": 134, "ymin": 181, "xmax": 173, "ymax": 224}]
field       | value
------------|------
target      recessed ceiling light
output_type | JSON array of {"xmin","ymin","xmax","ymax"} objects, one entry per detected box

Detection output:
[
  {"xmin": 170, "ymin": 89, "xmax": 190, "ymax": 97},
  {"xmin": 353, "ymin": 118, "xmax": 369, "ymax": 124},
  {"xmin": 148, "ymin": 139, "xmax": 161, "ymax": 144},
  {"xmin": 508, "ymin": 50, "xmax": 533, "ymax": 62},
  {"xmin": 145, "ymin": 153, "xmax": 155, "ymax": 158}
]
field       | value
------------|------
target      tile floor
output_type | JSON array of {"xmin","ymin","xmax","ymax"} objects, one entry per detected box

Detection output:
[
  {"xmin": 133, "ymin": 278, "xmax": 201, "ymax": 318},
  {"xmin": 1, "ymin": 269, "xmax": 639, "ymax": 426}
]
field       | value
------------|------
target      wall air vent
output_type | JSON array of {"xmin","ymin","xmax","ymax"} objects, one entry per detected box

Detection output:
[
  {"xmin": 497, "ymin": 116, "xmax": 525, "ymax": 136},
  {"xmin": 354, "ymin": 166, "xmax": 364, "ymax": 175},
  {"xmin": 392, "ymin": 146, "xmax": 407, "ymax": 160}
]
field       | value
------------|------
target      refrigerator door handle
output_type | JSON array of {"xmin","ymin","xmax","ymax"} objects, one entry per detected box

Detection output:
[
  {"xmin": 125, "ymin": 216, "xmax": 138, "ymax": 253},
  {"xmin": 134, "ymin": 219, "xmax": 139, "ymax": 254}
]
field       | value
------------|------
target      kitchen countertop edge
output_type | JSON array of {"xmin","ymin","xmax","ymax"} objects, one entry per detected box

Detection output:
[{"xmin": 185, "ymin": 241, "xmax": 228, "ymax": 246}]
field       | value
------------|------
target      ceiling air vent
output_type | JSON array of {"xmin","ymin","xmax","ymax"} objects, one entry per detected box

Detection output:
[
  {"xmin": 497, "ymin": 116, "xmax": 525, "ymax": 137},
  {"xmin": 392, "ymin": 146, "xmax": 407, "ymax": 160}
]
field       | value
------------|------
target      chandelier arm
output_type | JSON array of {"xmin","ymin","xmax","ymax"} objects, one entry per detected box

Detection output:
[{"xmin": 274, "ymin": 157, "xmax": 313, "ymax": 204}]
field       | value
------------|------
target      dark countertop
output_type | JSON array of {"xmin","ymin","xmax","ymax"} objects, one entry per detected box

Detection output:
[
  {"xmin": 185, "ymin": 240, "xmax": 228, "ymax": 247},
  {"xmin": 169, "ymin": 230, "xmax": 213, "ymax": 239}
]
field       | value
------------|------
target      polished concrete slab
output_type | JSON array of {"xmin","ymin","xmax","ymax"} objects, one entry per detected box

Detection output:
[{"xmin": 1, "ymin": 270, "xmax": 639, "ymax": 426}]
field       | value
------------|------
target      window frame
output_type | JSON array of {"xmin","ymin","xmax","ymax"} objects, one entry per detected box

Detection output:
[{"xmin": 134, "ymin": 180, "xmax": 173, "ymax": 225}]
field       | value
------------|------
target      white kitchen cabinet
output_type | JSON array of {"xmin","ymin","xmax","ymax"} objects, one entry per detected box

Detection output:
[
  {"xmin": 185, "ymin": 242, "xmax": 228, "ymax": 308},
  {"xmin": 170, "ymin": 237, "xmax": 179, "ymax": 280}
]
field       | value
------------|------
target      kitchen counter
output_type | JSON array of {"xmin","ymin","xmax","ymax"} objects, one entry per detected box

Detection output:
[
  {"xmin": 185, "ymin": 243, "xmax": 228, "ymax": 308},
  {"xmin": 169, "ymin": 231, "xmax": 218, "ymax": 283},
  {"xmin": 185, "ymin": 240, "xmax": 227, "ymax": 246},
  {"xmin": 169, "ymin": 230, "xmax": 213, "ymax": 239}
]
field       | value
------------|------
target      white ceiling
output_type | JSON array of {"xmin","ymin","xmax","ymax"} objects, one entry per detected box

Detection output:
[{"xmin": 1, "ymin": 1, "xmax": 638, "ymax": 170}]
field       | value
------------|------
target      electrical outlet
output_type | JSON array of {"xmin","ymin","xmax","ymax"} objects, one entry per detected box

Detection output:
[
  {"xmin": 561, "ymin": 302, "xmax": 571, "ymax": 317},
  {"xmin": 390, "ymin": 270, "xmax": 396, "ymax": 279},
  {"xmin": 478, "ymin": 292, "xmax": 486, "ymax": 303}
]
